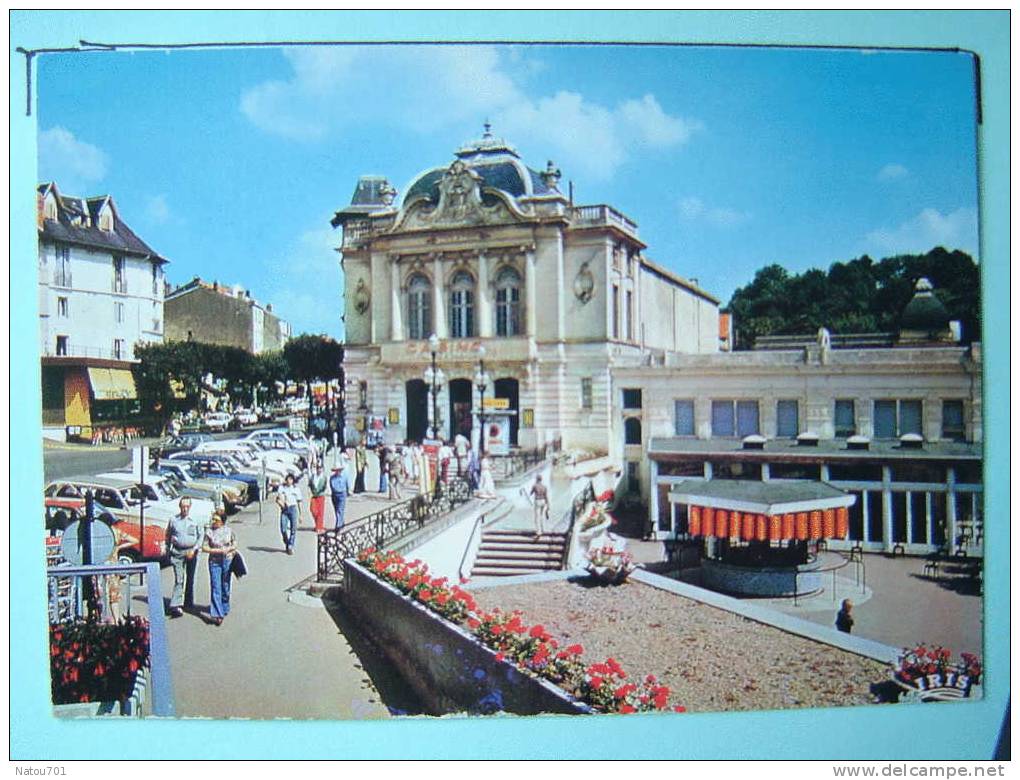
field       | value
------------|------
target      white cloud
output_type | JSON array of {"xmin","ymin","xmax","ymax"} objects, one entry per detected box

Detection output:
[
  {"xmin": 679, "ymin": 196, "xmax": 749, "ymax": 227},
  {"xmin": 866, "ymin": 207, "xmax": 979, "ymax": 258},
  {"xmin": 240, "ymin": 46, "xmax": 699, "ymax": 180},
  {"xmin": 263, "ymin": 226, "xmax": 344, "ymax": 337},
  {"xmin": 877, "ymin": 163, "xmax": 909, "ymax": 181},
  {"xmin": 38, "ymin": 126, "xmax": 108, "ymax": 193},
  {"xmin": 144, "ymin": 194, "xmax": 172, "ymax": 224}
]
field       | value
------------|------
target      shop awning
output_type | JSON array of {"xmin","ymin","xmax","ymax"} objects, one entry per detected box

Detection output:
[
  {"xmin": 87, "ymin": 368, "xmax": 137, "ymax": 400},
  {"xmin": 669, "ymin": 479, "xmax": 855, "ymax": 542}
]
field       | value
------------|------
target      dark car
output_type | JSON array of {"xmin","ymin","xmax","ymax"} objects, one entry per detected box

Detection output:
[{"xmin": 154, "ymin": 433, "xmax": 214, "ymax": 459}]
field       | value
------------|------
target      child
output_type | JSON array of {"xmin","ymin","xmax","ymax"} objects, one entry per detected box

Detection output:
[{"xmin": 835, "ymin": 599, "xmax": 854, "ymax": 634}]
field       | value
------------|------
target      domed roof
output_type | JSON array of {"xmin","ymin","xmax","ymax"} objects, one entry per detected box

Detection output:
[
  {"xmin": 403, "ymin": 124, "xmax": 555, "ymax": 206},
  {"xmin": 900, "ymin": 277, "xmax": 950, "ymax": 332}
]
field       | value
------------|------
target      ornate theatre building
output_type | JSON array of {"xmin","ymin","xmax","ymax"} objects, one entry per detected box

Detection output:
[{"xmin": 332, "ymin": 126, "xmax": 719, "ymax": 452}]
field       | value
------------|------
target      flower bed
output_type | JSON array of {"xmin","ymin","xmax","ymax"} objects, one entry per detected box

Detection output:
[
  {"xmin": 891, "ymin": 645, "xmax": 982, "ymax": 701},
  {"xmin": 50, "ymin": 616, "xmax": 150, "ymax": 706},
  {"xmin": 357, "ymin": 548, "xmax": 684, "ymax": 715}
]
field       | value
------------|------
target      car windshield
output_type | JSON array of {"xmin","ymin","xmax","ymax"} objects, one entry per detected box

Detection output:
[{"xmin": 156, "ymin": 480, "xmax": 179, "ymax": 499}]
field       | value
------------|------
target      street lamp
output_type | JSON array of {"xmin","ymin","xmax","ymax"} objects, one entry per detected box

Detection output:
[
  {"xmin": 423, "ymin": 333, "xmax": 445, "ymax": 440},
  {"xmin": 474, "ymin": 345, "xmax": 492, "ymax": 456}
]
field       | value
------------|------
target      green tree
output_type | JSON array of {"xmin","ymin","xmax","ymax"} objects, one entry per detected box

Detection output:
[
  {"xmin": 283, "ymin": 334, "xmax": 345, "ymax": 419},
  {"xmin": 252, "ymin": 350, "xmax": 289, "ymax": 404}
]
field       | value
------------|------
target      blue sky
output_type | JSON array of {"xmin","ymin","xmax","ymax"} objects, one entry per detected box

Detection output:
[{"xmin": 37, "ymin": 44, "xmax": 979, "ymax": 338}]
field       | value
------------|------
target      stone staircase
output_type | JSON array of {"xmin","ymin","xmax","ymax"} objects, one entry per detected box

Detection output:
[{"xmin": 470, "ymin": 529, "xmax": 569, "ymax": 578}]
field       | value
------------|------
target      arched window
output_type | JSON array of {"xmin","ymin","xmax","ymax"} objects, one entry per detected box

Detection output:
[
  {"xmin": 449, "ymin": 271, "xmax": 475, "ymax": 338},
  {"xmin": 495, "ymin": 267, "xmax": 522, "ymax": 337},
  {"xmin": 407, "ymin": 274, "xmax": 432, "ymax": 340},
  {"xmin": 624, "ymin": 417, "xmax": 642, "ymax": 446}
]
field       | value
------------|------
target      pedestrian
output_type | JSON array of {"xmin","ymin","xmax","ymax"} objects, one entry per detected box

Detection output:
[
  {"xmin": 403, "ymin": 442, "xmax": 416, "ymax": 487},
  {"xmin": 275, "ymin": 473, "xmax": 303, "ymax": 555},
  {"xmin": 476, "ymin": 454, "xmax": 496, "ymax": 499},
  {"xmin": 530, "ymin": 474, "xmax": 550, "ymax": 534},
  {"xmin": 166, "ymin": 497, "xmax": 203, "ymax": 618},
  {"xmin": 354, "ymin": 439, "xmax": 368, "ymax": 494},
  {"xmin": 378, "ymin": 445, "xmax": 389, "ymax": 495},
  {"xmin": 835, "ymin": 599, "xmax": 854, "ymax": 634},
  {"xmin": 201, "ymin": 512, "xmax": 237, "ymax": 626},
  {"xmin": 454, "ymin": 433, "xmax": 468, "ymax": 476},
  {"xmin": 330, "ymin": 463, "xmax": 352, "ymax": 531},
  {"xmin": 388, "ymin": 448, "xmax": 402, "ymax": 501},
  {"xmin": 467, "ymin": 444, "xmax": 480, "ymax": 492},
  {"xmin": 416, "ymin": 444, "xmax": 430, "ymax": 496},
  {"xmin": 308, "ymin": 460, "xmax": 327, "ymax": 534},
  {"xmin": 440, "ymin": 441, "xmax": 452, "ymax": 485}
]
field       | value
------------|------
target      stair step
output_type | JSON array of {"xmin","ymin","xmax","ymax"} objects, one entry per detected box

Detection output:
[
  {"xmin": 476, "ymin": 553, "xmax": 563, "ymax": 562},
  {"xmin": 480, "ymin": 537, "xmax": 566, "ymax": 545},
  {"xmin": 479, "ymin": 541, "xmax": 565, "ymax": 550},
  {"xmin": 484, "ymin": 530, "xmax": 566, "ymax": 538},
  {"xmin": 471, "ymin": 559, "xmax": 562, "ymax": 569},
  {"xmin": 471, "ymin": 565, "xmax": 561, "ymax": 577}
]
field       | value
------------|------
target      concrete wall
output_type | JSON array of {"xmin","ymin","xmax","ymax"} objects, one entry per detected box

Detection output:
[
  {"xmin": 165, "ymin": 286, "xmax": 252, "ymax": 351},
  {"xmin": 342, "ymin": 560, "xmax": 590, "ymax": 716}
]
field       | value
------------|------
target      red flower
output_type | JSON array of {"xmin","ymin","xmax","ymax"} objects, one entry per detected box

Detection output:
[
  {"xmin": 673, "ymin": 705, "xmax": 687, "ymax": 713},
  {"xmin": 495, "ymin": 652, "xmax": 505, "ymax": 662},
  {"xmin": 418, "ymin": 589, "xmax": 433, "ymax": 601},
  {"xmin": 467, "ymin": 618, "xmax": 480, "ymax": 630},
  {"xmin": 590, "ymin": 676, "xmax": 604, "ymax": 688},
  {"xmin": 567, "ymin": 644, "xmax": 584, "ymax": 655},
  {"xmin": 529, "ymin": 625, "xmax": 548, "ymax": 639},
  {"xmin": 459, "ymin": 577, "xmax": 470, "ymax": 584},
  {"xmin": 490, "ymin": 624, "xmax": 504, "ymax": 636},
  {"xmin": 619, "ymin": 704, "xmax": 636, "ymax": 714}
]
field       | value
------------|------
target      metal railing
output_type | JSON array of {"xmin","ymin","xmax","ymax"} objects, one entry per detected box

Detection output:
[
  {"xmin": 498, "ymin": 438, "xmax": 562, "ymax": 482},
  {"xmin": 317, "ymin": 477, "xmax": 474, "ymax": 582},
  {"xmin": 42, "ymin": 344, "xmax": 137, "ymax": 361},
  {"xmin": 46, "ymin": 562, "xmax": 174, "ymax": 717}
]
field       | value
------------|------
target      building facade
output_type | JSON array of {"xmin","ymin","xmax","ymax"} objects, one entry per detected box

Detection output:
[
  {"xmin": 164, "ymin": 278, "xmax": 292, "ymax": 354},
  {"xmin": 37, "ymin": 183, "xmax": 167, "ymax": 440},
  {"xmin": 610, "ymin": 310, "xmax": 983, "ymax": 555},
  {"xmin": 333, "ymin": 127, "xmax": 719, "ymax": 450}
]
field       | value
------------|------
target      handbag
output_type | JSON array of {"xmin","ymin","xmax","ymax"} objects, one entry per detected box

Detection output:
[{"xmin": 230, "ymin": 551, "xmax": 248, "ymax": 579}]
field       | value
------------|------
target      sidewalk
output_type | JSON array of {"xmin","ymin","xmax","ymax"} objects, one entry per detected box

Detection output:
[{"xmin": 145, "ymin": 460, "xmax": 402, "ymax": 719}]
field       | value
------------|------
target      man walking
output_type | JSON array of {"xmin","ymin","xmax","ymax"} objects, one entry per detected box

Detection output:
[
  {"xmin": 166, "ymin": 497, "xmax": 203, "ymax": 617},
  {"xmin": 530, "ymin": 475, "xmax": 550, "ymax": 535},
  {"xmin": 330, "ymin": 463, "xmax": 352, "ymax": 531},
  {"xmin": 275, "ymin": 473, "xmax": 303, "ymax": 555}
]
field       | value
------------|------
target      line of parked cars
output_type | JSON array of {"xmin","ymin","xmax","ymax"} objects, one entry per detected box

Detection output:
[{"xmin": 44, "ymin": 427, "xmax": 315, "ymax": 566}]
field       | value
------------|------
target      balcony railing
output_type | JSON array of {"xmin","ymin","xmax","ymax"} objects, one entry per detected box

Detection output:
[
  {"xmin": 571, "ymin": 204, "xmax": 639, "ymax": 236},
  {"xmin": 43, "ymin": 344, "xmax": 136, "ymax": 361}
]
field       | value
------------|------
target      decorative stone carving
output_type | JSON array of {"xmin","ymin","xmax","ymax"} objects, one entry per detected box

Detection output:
[
  {"xmin": 353, "ymin": 278, "xmax": 371, "ymax": 315},
  {"xmin": 396, "ymin": 160, "xmax": 519, "ymax": 230},
  {"xmin": 573, "ymin": 261, "xmax": 595, "ymax": 304},
  {"xmin": 540, "ymin": 160, "xmax": 562, "ymax": 190}
]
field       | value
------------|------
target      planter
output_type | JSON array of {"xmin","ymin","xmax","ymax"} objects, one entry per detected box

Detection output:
[
  {"xmin": 343, "ymin": 560, "xmax": 591, "ymax": 716},
  {"xmin": 888, "ymin": 670, "xmax": 979, "ymax": 703},
  {"xmin": 52, "ymin": 667, "xmax": 148, "ymax": 718}
]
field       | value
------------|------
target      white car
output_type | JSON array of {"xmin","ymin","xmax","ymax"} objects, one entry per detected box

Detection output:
[
  {"xmin": 193, "ymin": 441, "xmax": 295, "ymax": 480},
  {"xmin": 233, "ymin": 408, "xmax": 258, "ymax": 426},
  {"xmin": 204, "ymin": 412, "xmax": 233, "ymax": 432},
  {"xmin": 44, "ymin": 479, "xmax": 177, "ymax": 526},
  {"xmin": 96, "ymin": 474, "xmax": 216, "ymax": 524}
]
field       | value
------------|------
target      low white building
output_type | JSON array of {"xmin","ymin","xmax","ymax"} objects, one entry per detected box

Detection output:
[{"xmin": 37, "ymin": 182, "xmax": 168, "ymax": 440}]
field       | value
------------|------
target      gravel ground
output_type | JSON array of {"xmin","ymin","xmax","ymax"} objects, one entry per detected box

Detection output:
[{"xmin": 468, "ymin": 578, "xmax": 889, "ymax": 713}]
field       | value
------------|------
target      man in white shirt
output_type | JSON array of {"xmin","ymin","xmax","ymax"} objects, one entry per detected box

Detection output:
[
  {"xmin": 275, "ymin": 473, "xmax": 303, "ymax": 555},
  {"xmin": 166, "ymin": 497, "xmax": 203, "ymax": 617}
]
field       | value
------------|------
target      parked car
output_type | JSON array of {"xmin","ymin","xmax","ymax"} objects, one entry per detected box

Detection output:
[
  {"xmin": 96, "ymin": 473, "xmax": 219, "ymax": 520},
  {"xmin": 167, "ymin": 453, "xmax": 263, "ymax": 500},
  {"xmin": 154, "ymin": 433, "xmax": 213, "ymax": 459},
  {"xmin": 233, "ymin": 408, "xmax": 258, "ymax": 426},
  {"xmin": 194, "ymin": 440, "xmax": 300, "ymax": 479},
  {"xmin": 44, "ymin": 480, "xmax": 177, "ymax": 526},
  {"xmin": 43, "ymin": 494, "xmax": 168, "ymax": 563},
  {"xmin": 203, "ymin": 412, "xmax": 233, "ymax": 433},
  {"xmin": 152, "ymin": 461, "xmax": 249, "ymax": 510}
]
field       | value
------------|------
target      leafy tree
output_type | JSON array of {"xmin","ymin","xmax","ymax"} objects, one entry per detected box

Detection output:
[
  {"xmin": 726, "ymin": 247, "xmax": 980, "ymax": 349},
  {"xmin": 283, "ymin": 334, "xmax": 345, "ymax": 419},
  {"xmin": 252, "ymin": 350, "xmax": 289, "ymax": 403}
]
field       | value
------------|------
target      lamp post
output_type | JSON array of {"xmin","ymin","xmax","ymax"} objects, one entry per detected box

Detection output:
[
  {"xmin": 423, "ymin": 333, "xmax": 445, "ymax": 440},
  {"xmin": 474, "ymin": 346, "xmax": 492, "ymax": 456}
]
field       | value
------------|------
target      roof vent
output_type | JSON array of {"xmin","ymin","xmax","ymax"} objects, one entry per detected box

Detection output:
[
  {"xmin": 847, "ymin": 435, "xmax": 870, "ymax": 451},
  {"xmin": 797, "ymin": 431, "xmax": 820, "ymax": 447},
  {"xmin": 742, "ymin": 434, "xmax": 766, "ymax": 450},
  {"xmin": 899, "ymin": 433, "xmax": 924, "ymax": 450}
]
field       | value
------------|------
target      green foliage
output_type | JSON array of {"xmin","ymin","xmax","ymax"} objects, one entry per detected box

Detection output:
[
  {"xmin": 725, "ymin": 247, "xmax": 980, "ymax": 350},
  {"xmin": 283, "ymin": 334, "xmax": 345, "ymax": 383},
  {"xmin": 252, "ymin": 351, "xmax": 289, "ymax": 401}
]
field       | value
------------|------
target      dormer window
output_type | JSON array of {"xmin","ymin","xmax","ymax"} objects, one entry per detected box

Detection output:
[
  {"xmin": 99, "ymin": 207, "xmax": 113, "ymax": 231},
  {"xmin": 44, "ymin": 197, "xmax": 58, "ymax": 221}
]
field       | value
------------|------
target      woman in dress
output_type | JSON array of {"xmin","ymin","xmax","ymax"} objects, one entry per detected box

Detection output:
[
  {"xmin": 476, "ymin": 454, "xmax": 497, "ymax": 499},
  {"xmin": 202, "ymin": 512, "xmax": 237, "ymax": 626}
]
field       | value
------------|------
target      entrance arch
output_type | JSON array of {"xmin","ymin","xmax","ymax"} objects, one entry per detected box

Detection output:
[
  {"xmin": 448, "ymin": 378, "xmax": 473, "ymax": 441},
  {"xmin": 405, "ymin": 379, "xmax": 428, "ymax": 442},
  {"xmin": 494, "ymin": 377, "xmax": 520, "ymax": 446}
]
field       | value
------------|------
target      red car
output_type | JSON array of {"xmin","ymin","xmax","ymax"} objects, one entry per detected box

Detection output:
[{"xmin": 44, "ymin": 496, "xmax": 167, "ymax": 563}]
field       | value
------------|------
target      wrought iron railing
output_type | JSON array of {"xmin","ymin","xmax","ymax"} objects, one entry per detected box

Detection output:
[
  {"xmin": 498, "ymin": 437, "xmax": 562, "ymax": 481},
  {"xmin": 317, "ymin": 477, "xmax": 474, "ymax": 582}
]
